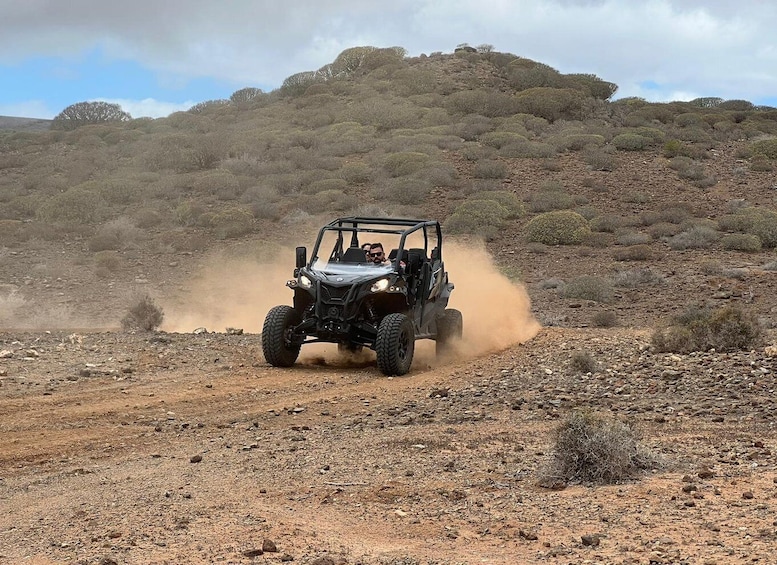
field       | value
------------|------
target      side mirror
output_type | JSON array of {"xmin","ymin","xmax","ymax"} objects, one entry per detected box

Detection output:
[{"xmin": 295, "ymin": 246, "xmax": 307, "ymax": 270}]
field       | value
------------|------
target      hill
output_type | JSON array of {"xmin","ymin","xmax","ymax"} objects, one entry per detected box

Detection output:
[
  {"xmin": 2, "ymin": 45, "xmax": 777, "ymax": 564},
  {"xmin": 0, "ymin": 114, "xmax": 52, "ymax": 132},
  {"xmin": 1, "ymin": 46, "xmax": 776, "ymax": 332}
]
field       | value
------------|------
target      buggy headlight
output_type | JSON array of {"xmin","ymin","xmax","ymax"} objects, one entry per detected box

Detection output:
[
  {"xmin": 371, "ymin": 278, "xmax": 389, "ymax": 293},
  {"xmin": 299, "ymin": 275, "xmax": 312, "ymax": 289}
]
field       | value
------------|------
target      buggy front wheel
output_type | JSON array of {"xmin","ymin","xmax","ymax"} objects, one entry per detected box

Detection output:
[
  {"xmin": 262, "ymin": 305, "xmax": 301, "ymax": 367},
  {"xmin": 375, "ymin": 313, "xmax": 415, "ymax": 376}
]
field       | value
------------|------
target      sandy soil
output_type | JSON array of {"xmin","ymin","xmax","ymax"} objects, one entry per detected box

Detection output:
[{"xmin": 2, "ymin": 325, "xmax": 776, "ymax": 565}]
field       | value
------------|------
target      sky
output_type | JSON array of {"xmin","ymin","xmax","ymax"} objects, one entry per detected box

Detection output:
[{"xmin": 1, "ymin": 0, "xmax": 775, "ymax": 120}]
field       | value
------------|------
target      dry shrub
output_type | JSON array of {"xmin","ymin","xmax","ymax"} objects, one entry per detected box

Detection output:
[
  {"xmin": 651, "ymin": 304, "xmax": 762, "ymax": 353},
  {"xmin": 616, "ymin": 231, "xmax": 651, "ymax": 246},
  {"xmin": 560, "ymin": 275, "xmax": 613, "ymax": 303},
  {"xmin": 582, "ymin": 146, "xmax": 617, "ymax": 171},
  {"xmin": 667, "ymin": 226, "xmax": 720, "ymax": 250},
  {"xmin": 720, "ymin": 233, "xmax": 762, "ymax": 252},
  {"xmin": 372, "ymin": 177, "xmax": 433, "ymax": 205},
  {"xmin": 468, "ymin": 190, "xmax": 525, "ymax": 217},
  {"xmin": 88, "ymin": 217, "xmax": 145, "ymax": 251},
  {"xmin": 209, "ymin": 206, "xmax": 254, "ymax": 239},
  {"xmin": 647, "ymin": 222, "xmax": 681, "ymax": 239},
  {"xmin": 581, "ymin": 232, "xmax": 614, "ymax": 248},
  {"xmin": 93, "ymin": 250, "xmax": 121, "ymax": 279},
  {"xmin": 473, "ymin": 159, "xmax": 509, "ymax": 179},
  {"xmin": 303, "ymin": 177, "xmax": 348, "ymax": 195},
  {"xmin": 611, "ymin": 133, "xmax": 651, "ymax": 151},
  {"xmin": 750, "ymin": 138, "xmax": 777, "ymax": 159},
  {"xmin": 613, "ymin": 244, "xmax": 652, "ymax": 261},
  {"xmin": 528, "ymin": 185, "xmax": 575, "ymax": 213},
  {"xmin": 479, "ymin": 131, "xmax": 528, "ymax": 149},
  {"xmin": 121, "ymin": 295, "xmax": 164, "ymax": 332},
  {"xmin": 36, "ymin": 187, "xmax": 105, "ymax": 227},
  {"xmin": 539, "ymin": 411, "xmax": 658, "ymax": 486},
  {"xmin": 498, "ymin": 140, "xmax": 555, "ymax": 159},
  {"xmin": 339, "ymin": 163, "xmax": 373, "ymax": 184},
  {"xmin": 525, "ymin": 210, "xmax": 590, "ymax": 245},
  {"xmin": 590, "ymin": 214, "xmax": 623, "ymax": 233},
  {"xmin": 748, "ymin": 154, "xmax": 773, "ymax": 172},
  {"xmin": 591, "ymin": 310, "xmax": 618, "ymax": 328},
  {"xmin": 382, "ymin": 151, "xmax": 431, "ymax": 177},
  {"xmin": 444, "ymin": 199, "xmax": 511, "ymax": 240},
  {"xmin": 570, "ymin": 350, "xmax": 597, "ymax": 373},
  {"xmin": 612, "ymin": 267, "xmax": 664, "ymax": 288},
  {"xmin": 300, "ymin": 189, "xmax": 357, "ymax": 214}
]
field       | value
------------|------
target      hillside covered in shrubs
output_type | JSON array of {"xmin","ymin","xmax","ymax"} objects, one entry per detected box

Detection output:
[{"xmin": 1, "ymin": 45, "xmax": 777, "ymax": 334}]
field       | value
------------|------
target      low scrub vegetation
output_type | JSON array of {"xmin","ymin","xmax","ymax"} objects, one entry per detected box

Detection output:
[
  {"xmin": 651, "ymin": 304, "xmax": 762, "ymax": 353},
  {"xmin": 525, "ymin": 210, "xmax": 590, "ymax": 245},
  {"xmin": 539, "ymin": 411, "xmax": 658, "ymax": 486},
  {"xmin": 121, "ymin": 295, "xmax": 164, "ymax": 332}
]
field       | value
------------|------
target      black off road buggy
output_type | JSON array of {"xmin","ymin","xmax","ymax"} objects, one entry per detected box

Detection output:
[{"xmin": 261, "ymin": 217, "xmax": 462, "ymax": 375}]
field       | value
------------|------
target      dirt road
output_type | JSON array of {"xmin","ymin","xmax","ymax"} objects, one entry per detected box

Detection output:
[{"xmin": 1, "ymin": 328, "xmax": 777, "ymax": 565}]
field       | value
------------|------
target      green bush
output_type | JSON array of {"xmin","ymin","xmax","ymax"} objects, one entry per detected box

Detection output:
[
  {"xmin": 652, "ymin": 305, "xmax": 762, "ymax": 353},
  {"xmin": 382, "ymin": 151, "xmax": 431, "ymax": 177},
  {"xmin": 615, "ymin": 231, "xmax": 651, "ymax": 246},
  {"xmin": 446, "ymin": 89, "xmax": 519, "ymax": 117},
  {"xmin": 560, "ymin": 275, "xmax": 614, "ymax": 303},
  {"xmin": 443, "ymin": 199, "xmax": 511, "ymax": 240},
  {"xmin": 750, "ymin": 154, "xmax": 774, "ymax": 172},
  {"xmin": 525, "ymin": 210, "xmax": 590, "ymax": 245},
  {"xmin": 748, "ymin": 209, "xmax": 777, "ymax": 247},
  {"xmin": 663, "ymin": 139, "xmax": 692, "ymax": 158},
  {"xmin": 498, "ymin": 140, "xmax": 556, "ymax": 159},
  {"xmin": 479, "ymin": 131, "xmax": 528, "ymax": 149},
  {"xmin": 720, "ymin": 233, "xmax": 762, "ymax": 252},
  {"xmin": 611, "ymin": 133, "xmax": 651, "ymax": 151},
  {"xmin": 750, "ymin": 139, "xmax": 777, "ymax": 159},
  {"xmin": 340, "ymin": 163, "xmax": 373, "ymax": 184},
  {"xmin": 36, "ymin": 187, "xmax": 104, "ymax": 227},
  {"xmin": 468, "ymin": 190, "xmax": 525, "ymax": 217},
  {"xmin": 513, "ymin": 87, "xmax": 587, "ymax": 122},
  {"xmin": 539, "ymin": 411, "xmax": 658, "ymax": 486},
  {"xmin": 553, "ymin": 134, "xmax": 605, "ymax": 151}
]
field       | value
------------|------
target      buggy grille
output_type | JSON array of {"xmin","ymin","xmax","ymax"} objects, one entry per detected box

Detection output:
[{"xmin": 320, "ymin": 284, "xmax": 351, "ymax": 302}]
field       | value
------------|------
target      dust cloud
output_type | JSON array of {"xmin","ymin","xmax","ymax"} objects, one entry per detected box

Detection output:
[
  {"xmin": 162, "ymin": 240, "xmax": 541, "ymax": 365},
  {"xmin": 443, "ymin": 239, "xmax": 541, "ymax": 355}
]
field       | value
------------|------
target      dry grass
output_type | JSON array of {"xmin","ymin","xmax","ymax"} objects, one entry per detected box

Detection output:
[{"xmin": 538, "ymin": 411, "xmax": 659, "ymax": 486}]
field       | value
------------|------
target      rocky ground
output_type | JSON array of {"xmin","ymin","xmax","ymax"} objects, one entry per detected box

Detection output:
[{"xmin": 2, "ymin": 325, "xmax": 777, "ymax": 565}]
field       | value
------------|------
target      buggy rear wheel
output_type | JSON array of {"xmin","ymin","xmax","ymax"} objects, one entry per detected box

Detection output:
[
  {"xmin": 375, "ymin": 313, "xmax": 415, "ymax": 376},
  {"xmin": 262, "ymin": 305, "xmax": 301, "ymax": 367},
  {"xmin": 436, "ymin": 308, "xmax": 463, "ymax": 357}
]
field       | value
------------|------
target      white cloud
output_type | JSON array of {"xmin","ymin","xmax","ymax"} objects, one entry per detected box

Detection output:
[
  {"xmin": 0, "ymin": 0, "xmax": 775, "ymax": 105},
  {"xmin": 0, "ymin": 100, "xmax": 54, "ymax": 119}
]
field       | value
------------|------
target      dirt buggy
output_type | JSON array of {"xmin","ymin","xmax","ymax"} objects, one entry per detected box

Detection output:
[{"xmin": 261, "ymin": 217, "xmax": 462, "ymax": 376}]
